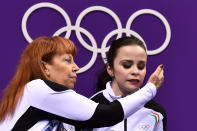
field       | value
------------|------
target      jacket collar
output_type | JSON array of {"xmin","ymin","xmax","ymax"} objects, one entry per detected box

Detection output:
[{"xmin": 105, "ymin": 81, "xmax": 122, "ymax": 101}]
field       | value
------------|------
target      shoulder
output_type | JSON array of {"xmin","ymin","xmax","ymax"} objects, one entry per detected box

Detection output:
[
  {"xmin": 27, "ymin": 79, "xmax": 44, "ymax": 86},
  {"xmin": 26, "ymin": 79, "xmax": 47, "ymax": 93},
  {"xmin": 145, "ymin": 100, "xmax": 167, "ymax": 130},
  {"xmin": 26, "ymin": 79, "xmax": 70, "ymax": 93},
  {"xmin": 24, "ymin": 79, "xmax": 76, "ymax": 108},
  {"xmin": 25, "ymin": 79, "xmax": 73, "ymax": 102},
  {"xmin": 144, "ymin": 100, "xmax": 167, "ymax": 119},
  {"xmin": 24, "ymin": 79, "xmax": 52, "ymax": 103}
]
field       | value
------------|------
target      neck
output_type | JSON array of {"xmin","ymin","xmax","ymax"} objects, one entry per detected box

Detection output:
[{"xmin": 111, "ymin": 81, "xmax": 135, "ymax": 97}]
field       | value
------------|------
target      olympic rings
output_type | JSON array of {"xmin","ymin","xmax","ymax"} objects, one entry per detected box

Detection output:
[
  {"xmin": 22, "ymin": 2, "xmax": 171, "ymax": 73},
  {"xmin": 126, "ymin": 9, "xmax": 171, "ymax": 55},
  {"xmin": 75, "ymin": 6, "xmax": 122, "ymax": 53},
  {"xmin": 54, "ymin": 26, "xmax": 97, "ymax": 73},
  {"xmin": 101, "ymin": 28, "xmax": 147, "ymax": 64},
  {"xmin": 138, "ymin": 124, "xmax": 150, "ymax": 130},
  {"xmin": 22, "ymin": 2, "xmax": 72, "ymax": 42}
]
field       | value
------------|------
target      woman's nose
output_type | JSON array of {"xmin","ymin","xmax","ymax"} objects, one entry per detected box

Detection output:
[
  {"xmin": 131, "ymin": 66, "xmax": 139, "ymax": 76},
  {"xmin": 73, "ymin": 62, "xmax": 79, "ymax": 72}
]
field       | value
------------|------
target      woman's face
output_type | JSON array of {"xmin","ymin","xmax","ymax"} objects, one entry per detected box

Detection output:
[
  {"xmin": 108, "ymin": 45, "xmax": 147, "ymax": 96},
  {"xmin": 45, "ymin": 53, "xmax": 79, "ymax": 89}
]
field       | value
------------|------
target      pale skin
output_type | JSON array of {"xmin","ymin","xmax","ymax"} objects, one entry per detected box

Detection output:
[{"xmin": 107, "ymin": 45, "xmax": 164, "ymax": 97}]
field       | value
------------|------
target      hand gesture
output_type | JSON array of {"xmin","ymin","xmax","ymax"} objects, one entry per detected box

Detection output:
[{"xmin": 148, "ymin": 64, "xmax": 164, "ymax": 90}]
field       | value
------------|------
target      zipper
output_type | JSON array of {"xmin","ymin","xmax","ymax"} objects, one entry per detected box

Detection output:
[{"xmin": 124, "ymin": 119, "xmax": 127, "ymax": 131}]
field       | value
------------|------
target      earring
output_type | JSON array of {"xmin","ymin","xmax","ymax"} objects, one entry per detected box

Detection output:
[{"xmin": 45, "ymin": 71, "xmax": 50, "ymax": 77}]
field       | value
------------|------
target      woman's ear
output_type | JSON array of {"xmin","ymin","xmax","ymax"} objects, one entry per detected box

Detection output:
[
  {"xmin": 106, "ymin": 64, "xmax": 114, "ymax": 77},
  {"xmin": 41, "ymin": 61, "xmax": 50, "ymax": 77},
  {"xmin": 41, "ymin": 61, "xmax": 47, "ymax": 69}
]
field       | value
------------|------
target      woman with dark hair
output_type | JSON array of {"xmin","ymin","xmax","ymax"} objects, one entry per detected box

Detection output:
[
  {"xmin": 0, "ymin": 36, "xmax": 164, "ymax": 131},
  {"xmin": 87, "ymin": 36, "xmax": 166, "ymax": 131}
]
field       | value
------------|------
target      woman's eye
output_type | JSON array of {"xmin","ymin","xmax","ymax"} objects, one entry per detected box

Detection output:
[
  {"xmin": 138, "ymin": 63, "xmax": 145, "ymax": 70},
  {"xmin": 64, "ymin": 58, "xmax": 72, "ymax": 63},
  {"xmin": 122, "ymin": 62, "xmax": 132, "ymax": 69}
]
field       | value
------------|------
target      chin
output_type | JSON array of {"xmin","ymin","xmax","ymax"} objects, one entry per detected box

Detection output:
[
  {"xmin": 68, "ymin": 85, "xmax": 74, "ymax": 89},
  {"xmin": 128, "ymin": 86, "xmax": 140, "ymax": 93},
  {"xmin": 63, "ymin": 83, "xmax": 74, "ymax": 89}
]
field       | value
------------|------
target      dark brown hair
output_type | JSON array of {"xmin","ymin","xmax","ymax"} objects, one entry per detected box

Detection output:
[{"xmin": 96, "ymin": 36, "xmax": 146, "ymax": 91}]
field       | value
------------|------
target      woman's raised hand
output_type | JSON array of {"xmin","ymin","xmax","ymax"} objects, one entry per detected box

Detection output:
[{"xmin": 148, "ymin": 64, "xmax": 164, "ymax": 90}]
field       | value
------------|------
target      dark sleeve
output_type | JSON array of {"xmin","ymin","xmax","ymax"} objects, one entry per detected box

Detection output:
[
  {"xmin": 12, "ymin": 100, "xmax": 124, "ymax": 130},
  {"xmin": 75, "ymin": 92, "xmax": 111, "ymax": 130},
  {"xmin": 74, "ymin": 100, "xmax": 124, "ymax": 128}
]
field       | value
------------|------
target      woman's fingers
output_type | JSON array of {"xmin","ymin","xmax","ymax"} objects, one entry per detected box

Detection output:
[
  {"xmin": 154, "ymin": 64, "xmax": 164, "ymax": 76},
  {"xmin": 148, "ymin": 64, "xmax": 164, "ymax": 90}
]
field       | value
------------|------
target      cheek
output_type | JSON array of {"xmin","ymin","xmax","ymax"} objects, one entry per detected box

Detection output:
[
  {"xmin": 51, "ymin": 64, "xmax": 69, "ymax": 75},
  {"xmin": 114, "ymin": 68, "xmax": 128, "ymax": 79},
  {"xmin": 54, "ymin": 67, "xmax": 66, "ymax": 74},
  {"xmin": 140, "ymin": 70, "xmax": 146, "ymax": 80}
]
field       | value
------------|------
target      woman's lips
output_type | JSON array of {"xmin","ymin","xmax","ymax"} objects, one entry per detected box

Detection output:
[
  {"xmin": 128, "ymin": 79, "xmax": 140, "ymax": 85},
  {"xmin": 71, "ymin": 76, "xmax": 77, "ymax": 82}
]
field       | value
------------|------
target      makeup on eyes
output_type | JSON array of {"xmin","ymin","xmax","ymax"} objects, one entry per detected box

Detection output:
[
  {"xmin": 61, "ymin": 55, "xmax": 72, "ymax": 63},
  {"xmin": 64, "ymin": 58, "xmax": 72, "ymax": 63},
  {"xmin": 121, "ymin": 61, "xmax": 133, "ymax": 69},
  {"xmin": 121, "ymin": 60, "xmax": 146, "ymax": 70},
  {"xmin": 137, "ymin": 61, "xmax": 146, "ymax": 70}
]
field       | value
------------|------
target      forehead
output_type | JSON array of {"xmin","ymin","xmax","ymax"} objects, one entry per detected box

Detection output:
[
  {"xmin": 116, "ymin": 45, "xmax": 147, "ymax": 61},
  {"xmin": 54, "ymin": 53, "xmax": 73, "ymax": 58},
  {"xmin": 50, "ymin": 53, "xmax": 73, "ymax": 63}
]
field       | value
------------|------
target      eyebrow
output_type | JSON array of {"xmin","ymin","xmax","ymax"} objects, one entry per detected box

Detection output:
[
  {"xmin": 120, "ymin": 59, "xmax": 133, "ymax": 61},
  {"xmin": 61, "ymin": 54, "xmax": 72, "ymax": 58},
  {"xmin": 120, "ymin": 59, "xmax": 146, "ymax": 64},
  {"xmin": 119, "ymin": 60, "xmax": 133, "ymax": 64}
]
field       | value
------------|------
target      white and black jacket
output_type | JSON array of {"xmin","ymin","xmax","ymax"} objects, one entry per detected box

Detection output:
[
  {"xmin": 0, "ymin": 79, "xmax": 157, "ymax": 131},
  {"xmin": 88, "ymin": 82, "xmax": 167, "ymax": 131}
]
